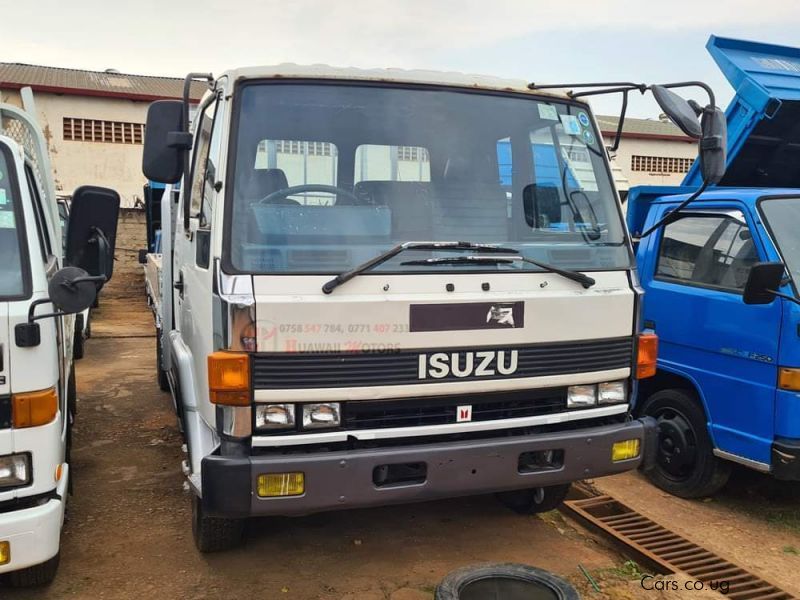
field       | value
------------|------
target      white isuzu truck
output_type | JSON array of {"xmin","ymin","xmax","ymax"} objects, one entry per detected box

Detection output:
[
  {"xmin": 142, "ymin": 66, "xmax": 664, "ymax": 552},
  {"xmin": 0, "ymin": 100, "xmax": 119, "ymax": 586}
]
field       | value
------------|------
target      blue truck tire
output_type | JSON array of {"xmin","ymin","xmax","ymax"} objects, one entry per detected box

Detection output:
[{"xmin": 641, "ymin": 389, "xmax": 731, "ymax": 498}]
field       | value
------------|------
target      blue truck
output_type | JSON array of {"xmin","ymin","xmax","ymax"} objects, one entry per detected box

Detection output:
[{"xmin": 629, "ymin": 36, "xmax": 800, "ymax": 497}]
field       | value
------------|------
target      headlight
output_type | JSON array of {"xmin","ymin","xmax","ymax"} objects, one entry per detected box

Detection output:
[
  {"xmin": 255, "ymin": 404, "xmax": 295, "ymax": 430},
  {"xmin": 567, "ymin": 384, "xmax": 597, "ymax": 408},
  {"xmin": 302, "ymin": 403, "xmax": 341, "ymax": 429},
  {"xmin": 598, "ymin": 381, "xmax": 627, "ymax": 404},
  {"xmin": 0, "ymin": 454, "xmax": 30, "ymax": 489}
]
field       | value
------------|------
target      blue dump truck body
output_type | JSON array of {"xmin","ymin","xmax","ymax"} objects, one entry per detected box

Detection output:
[{"xmin": 628, "ymin": 36, "xmax": 800, "ymax": 496}]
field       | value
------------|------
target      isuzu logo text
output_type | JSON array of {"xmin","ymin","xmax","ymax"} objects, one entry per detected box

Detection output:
[{"xmin": 417, "ymin": 350, "xmax": 519, "ymax": 379}]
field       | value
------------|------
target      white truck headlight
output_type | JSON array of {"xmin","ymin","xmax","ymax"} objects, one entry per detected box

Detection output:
[
  {"xmin": 567, "ymin": 385, "xmax": 597, "ymax": 408},
  {"xmin": 0, "ymin": 454, "xmax": 30, "ymax": 489},
  {"xmin": 302, "ymin": 403, "xmax": 341, "ymax": 429},
  {"xmin": 255, "ymin": 404, "xmax": 295, "ymax": 430},
  {"xmin": 598, "ymin": 381, "xmax": 627, "ymax": 404}
]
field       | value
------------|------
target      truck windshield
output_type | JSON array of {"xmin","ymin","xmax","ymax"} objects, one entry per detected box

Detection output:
[
  {"xmin": 0, "ymin": 149, "xmax": 27, "ymax": 298},
  {"xmin": 227, "ymin": 83, "xmax": 630, "ymax": 274},
  {"xmin": 760, "ymin": 197, "xmax": 800, "ymax": 293}
]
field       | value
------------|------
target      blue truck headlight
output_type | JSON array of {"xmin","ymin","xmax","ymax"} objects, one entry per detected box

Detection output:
[
  {"xmin": 0, "ymin": 454, "xmax": 31, "ymax": 489},
  {"xmin": 598, "ymin": 381, "xmax": 627, "ymax": 404},
  {"xmin": 302, "ymin": 403, "xmax": 341, "ymax": 429},
  {"xmin": 567, "ymin": 385, "xmax": 597, "ymax": 408},
  {"xmin": 255, "ymin": 404, "xmax": 295, "ymax": 430}
]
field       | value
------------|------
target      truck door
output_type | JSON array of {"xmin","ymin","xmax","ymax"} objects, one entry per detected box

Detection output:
[
  {"xmin": 174, "ymin": 95, "xmax": 223, "ymax": 422},
  {"xmin": 639, "ymin": 208, "xmax": 781, "ymax": 465}
]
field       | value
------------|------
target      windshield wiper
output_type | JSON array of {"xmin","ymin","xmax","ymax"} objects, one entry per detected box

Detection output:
[
  {"xmin": 321, "ymin": 241, "xmax": 519, "ymax": 294},
  {"xmin": 403, "ymin": 253, "xmax": 596, "ymax": 289}
]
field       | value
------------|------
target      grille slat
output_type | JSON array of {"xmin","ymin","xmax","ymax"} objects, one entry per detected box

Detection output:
[{"xmin": 252, "ymin": 337, "xmax": 633, "ymax": 389}]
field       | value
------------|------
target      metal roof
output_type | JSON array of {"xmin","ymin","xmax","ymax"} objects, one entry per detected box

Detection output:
[
  {"xmin": 596, "ymin": 115, "xmax": 693, "ymax": 141},
  {"xmin": 0, "ymin": 63, "xmax": 208, "ymax": 102}
]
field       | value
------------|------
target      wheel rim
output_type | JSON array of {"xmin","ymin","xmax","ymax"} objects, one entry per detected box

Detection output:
[{"xmin": 653, "ymin": 406, "xmax": 698, "ymax": 480}]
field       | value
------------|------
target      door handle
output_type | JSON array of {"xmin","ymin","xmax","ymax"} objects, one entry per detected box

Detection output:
[{"xmin": 174, "ymin": 272, "xmax": 185, "ymax": 297}]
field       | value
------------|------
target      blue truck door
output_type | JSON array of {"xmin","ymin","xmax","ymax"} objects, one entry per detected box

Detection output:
[{"xmin": 639, "ymin": 207, "xmax": 781, "ymax": 465}]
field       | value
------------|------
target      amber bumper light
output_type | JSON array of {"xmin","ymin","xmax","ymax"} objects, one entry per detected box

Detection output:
[
  {"xmin": 208, "ymin": 351, "xmax": 251, "ymax": 406},
  {"xmin": 12, "ymin": 387, "xmax": 58, "ymax": 428}
]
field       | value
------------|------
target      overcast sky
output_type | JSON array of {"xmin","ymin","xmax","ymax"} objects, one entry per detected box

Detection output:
[{"xmin": 4, "ymin": 0, "xmax": 800, "ymax": 116}]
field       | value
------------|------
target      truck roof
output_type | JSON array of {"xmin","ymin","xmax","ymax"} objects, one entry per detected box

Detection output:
[
  {"xmin": 651, "ymin": 187, "xmax": 800, "ymax": 205},
  {"xmin": 222, "ymin": 64, "xmax": 573, "ymax": 100}
]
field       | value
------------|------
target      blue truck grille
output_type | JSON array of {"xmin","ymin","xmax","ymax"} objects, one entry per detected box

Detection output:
[{"xmin": 251, "ymin": 337, "xmax": 634, "ymax": 389}]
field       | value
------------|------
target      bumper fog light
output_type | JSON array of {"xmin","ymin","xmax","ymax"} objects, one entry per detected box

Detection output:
[
  {"xmin": 567, "ymin": 385, "xmax": 597, "ymax": 408},
  {"xmin": 257, "ymin": 472, "xmax": 305, "ymax": 497},
  {"xmin": 0, "ymin": 454, "xmax": 30, "ymax": 489},
  {"xmin": 611, "ymin": 439, "xmax": 640, "ymax": 462},
  {"xmin": 302, "ymin": 403, "xmax": 341, "ymax": 429},
  {"xmin": 255, "ymin": 404, "xmax": 295, "ymax": 430},
  {"xmin": 598, "ymin": 381, "xmax": 627, "ymax": 404},
  {"xmin": 0, "ymin": 541, "xmax": 9, "ymax": 566}
]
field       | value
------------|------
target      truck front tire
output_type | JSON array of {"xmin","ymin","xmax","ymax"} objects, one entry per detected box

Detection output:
[
  {"xmin": 191, "ymin": 494, "xmax": 244, "ymax": 552},
  {"xmin": 496, "ymin": 484, "xmax": 571, "ymax": 514},
  {"xmin": 641, "ymin": 389, "xmax": 731, "ymax": 498},
  {"xmin": 7, "ymin": 553, "xmax": 60, "ymax": 587}
]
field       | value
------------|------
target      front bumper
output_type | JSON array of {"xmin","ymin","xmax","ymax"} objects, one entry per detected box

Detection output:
[
  {"xmin": 0, "ymin": 466, "xmax": 67, "ymax": 574},
  {"xmin": 201, "ymin": 417, "xmax": 657, "ymax": 518}
]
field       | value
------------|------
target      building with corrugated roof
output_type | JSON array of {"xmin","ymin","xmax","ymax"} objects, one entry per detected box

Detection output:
[
  {"xmin": 0, "ymin": 63, "xmax": 206, "ymax": 206},
  {"xmin": 0, "ymin": 61, "xmax": 697, "ymax": 206},
  {"xmin": 598, "ymin": 114, "xmax": 697, "ymax": 190}
]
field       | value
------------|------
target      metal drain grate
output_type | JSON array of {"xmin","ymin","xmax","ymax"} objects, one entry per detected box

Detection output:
[{"xmin": 562, "ymin": 495, "xmax": 796, "ymax": 600}]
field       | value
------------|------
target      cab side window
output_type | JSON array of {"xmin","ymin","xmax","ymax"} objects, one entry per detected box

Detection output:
[
  {"xmin": 656, "ymin": 213, "xmax": 759, "ymax": 292},
  {"xmin": 24, "ymin": 165, "xmax": 53, "ymax": 262},
  {"xmin": 188, "ymin": 98, "xmax": 218, "ymax": 226}
]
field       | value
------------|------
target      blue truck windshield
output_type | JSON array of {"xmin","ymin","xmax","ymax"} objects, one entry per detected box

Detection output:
[
  {"xmin": 0, "ymin": 150, "xmax": 26, "ymax": 298},
  {"xmin": 760, "ymin": 197, "xmax": 800, "ymax": 293},
  {"xmin": 227, "ymin": 83, "xmax": 630, "ymax": 274}
]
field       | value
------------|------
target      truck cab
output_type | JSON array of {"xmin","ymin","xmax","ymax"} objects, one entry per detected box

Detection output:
[
  {"xmin": 630, "ymin": 36, "xmax": 800, "ymax": 497},
  {"xmin": 0, "ymin": 100, "xmax": 119, "ymax": 586},
  {"xmin": 143, "ymin": 66, "xmax": 661, "ymax": 552}
]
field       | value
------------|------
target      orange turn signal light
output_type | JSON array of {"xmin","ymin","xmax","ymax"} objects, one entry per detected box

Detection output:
[
  {"xmin": 208, "ymin": 351, "xmax": 251, "ymax": 406},
  {"xmin": 778, "ymin": 368, "xmax": 800, "ymax": 391},
  {"xmin": 13, "ymin": 387, "xmax": 58, "ymax": 428},
  {"xmin": 636, "ymin": 333, "xmax": 658, "ymax": 379}
]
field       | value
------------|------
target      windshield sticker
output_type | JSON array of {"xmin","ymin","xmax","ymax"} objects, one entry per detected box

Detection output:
[
  {"xmin": 538, "ymin": 104, "xmax": 559, "ymax": 121},
  {"xmin": 560, "ymin": 114, "xmax": 581, "ymax": 136},
  {"xmin": 582, "ymin": 129, "xmax": 595, "ymax": 144},
  {"xmin": 0, "ymin": 189, "xmax": 6, "ymax": 205},
  {"xmin": 578, "ymin": 112, "xmax": 590, "ymax": 127},
  {"xmin": 0, "ymin": 211, "xmax": 14, "ymax": 228}
]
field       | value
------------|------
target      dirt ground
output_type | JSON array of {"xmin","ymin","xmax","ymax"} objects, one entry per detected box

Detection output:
[{"xmin": 3, "ymin": 295, "xmax": 797, "ymax": 599}]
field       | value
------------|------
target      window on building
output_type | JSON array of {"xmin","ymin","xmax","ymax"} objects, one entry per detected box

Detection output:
[
  {"xmin": 656, "ymin": 213, "xmax": 759, "ymax": 291},
  {"xmin": 630, "ymin": 155, "xmax": 694, "ymax": 174},
  {"xmin": 63, "ymin": 117, "xmax": 145, "ymax": 144},
  {"xmin": 354, "ymin": 144, "xmax": 431, "ymax": 183}
]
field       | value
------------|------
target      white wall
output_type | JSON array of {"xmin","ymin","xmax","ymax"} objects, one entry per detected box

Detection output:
[
  {"xmin": 0, "ymin": 88, "xmax": 149, "ymax": 207},
  {"xmin": 604, "ymin": 135, "xmax": 697, "ymax": 187}
]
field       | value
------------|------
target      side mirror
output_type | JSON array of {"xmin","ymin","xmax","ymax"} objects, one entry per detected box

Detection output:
[
  {"xmin": 66, "ymin": 185, "xmax": 120, "ymax": 286},
  {"xmin": 699, "ymin": 107, "xmax": 727, "ymax": 185},
  {"xmin": 651, "ymin": 85, "xmax": 702, "ymax": 139},
  {"xmin": 142, "ymin": 100, "xmax": 187, "ymax": 184},
  {"xmin": 15, "ymin": 266, "xmax": 102, "ymax": 348},
  {"xmin": 743, "ymin": 262, "xmax": 785, "ymax": 305},
  {"xmin": 48, "ymin": 266, "xmax": 99, "ymax": 313}
]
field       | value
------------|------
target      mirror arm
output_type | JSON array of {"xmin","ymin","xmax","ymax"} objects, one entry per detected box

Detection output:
[
  {"xmin": 640, "ymin": 180, "xmax": 709, "ymax": 238},
  {"xmin": 767, "ymin": 289, "xmax": 800, "ymax": 306},
  {"xmin": 25, "ymin": 298, "xmax": 68, "ymax": 324},
  {"xmin": 607, "ymin": 89, "xmax": 629, "ymax": 153},
  {"xmin": 656, "ymin": 81, "xmax": 716, "ymax": 110}
]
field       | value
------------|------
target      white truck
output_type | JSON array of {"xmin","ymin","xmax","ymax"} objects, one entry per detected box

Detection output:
[
  {"xmin": 142, "ymin": 66, "xmax": 664, "ymax": 552},
  {"xmin": 0, "ymin": 100, "xmax": 119, "ymax": 586}
]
